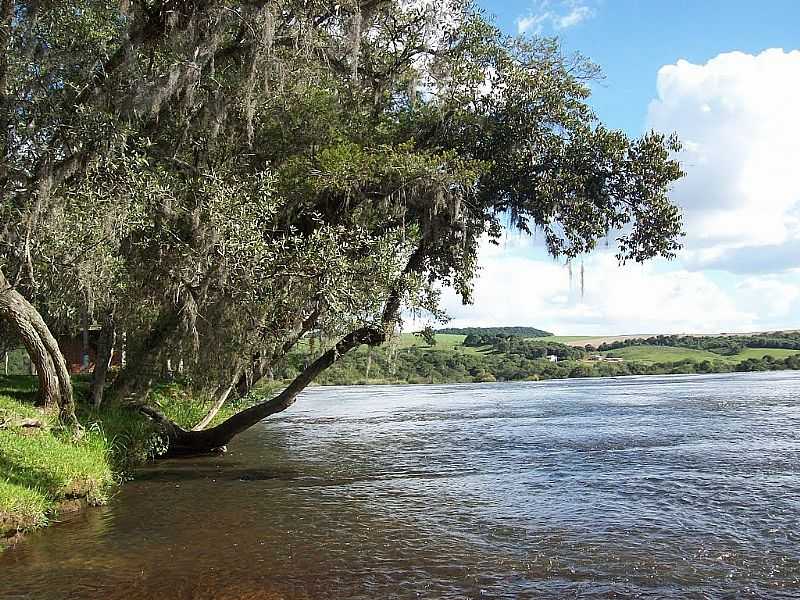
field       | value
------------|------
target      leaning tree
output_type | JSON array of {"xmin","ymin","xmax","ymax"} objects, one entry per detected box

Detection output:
[{"xmin": 0, "ymin": 0, "xmax": 683, "ymax": 447}]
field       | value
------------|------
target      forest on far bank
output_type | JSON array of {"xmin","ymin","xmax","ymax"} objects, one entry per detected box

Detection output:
[
  {"xmin": 283, "ymin": 329, "xmax": 800, "ymax": 386},
  {"xmin": 6, "ymin": 328, "xmax": 797, "ymax": 387}
]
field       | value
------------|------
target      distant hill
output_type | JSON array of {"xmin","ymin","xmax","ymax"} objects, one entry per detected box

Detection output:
[{"xmin": 434, "ymin": 326, "xmax": 553, "ymax": 338}]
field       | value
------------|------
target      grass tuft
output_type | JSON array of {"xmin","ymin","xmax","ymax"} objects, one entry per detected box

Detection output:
[
  {"xmin": 0, "ymin": 379, "xmax": 143, "ymax": 538},
  {"xmin": 0, "ymin": 375, "xmax": 282, "ymax": 540},
  {"xmin": 0, "ymin": 479, "xmax": 49, "ymax": 533}
]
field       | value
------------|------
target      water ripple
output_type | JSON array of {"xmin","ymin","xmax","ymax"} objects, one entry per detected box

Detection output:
[{"xmin": 3, "ymin": 371, "xmax": 800, "ymax": 598}]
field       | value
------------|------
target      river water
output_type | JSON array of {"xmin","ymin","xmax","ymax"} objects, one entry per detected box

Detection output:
[{"xmin": 3, "ymin": 372, "xmax": 800, "ymax": 599}]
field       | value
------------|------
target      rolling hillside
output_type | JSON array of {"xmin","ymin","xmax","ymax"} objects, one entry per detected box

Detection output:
[{"xmin": 602, "ymin": 345, "xmax": 800, "ymax": 365}]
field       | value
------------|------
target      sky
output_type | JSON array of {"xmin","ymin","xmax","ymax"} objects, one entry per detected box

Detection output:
[{"xmin": 434, "ymin": 0, "xmax": 800, "ymax": 336}]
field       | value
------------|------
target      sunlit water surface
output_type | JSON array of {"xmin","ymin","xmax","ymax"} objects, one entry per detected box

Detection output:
[{"xmin": 3, "ymin": 372, "xmax": 800, "ymax": 599}]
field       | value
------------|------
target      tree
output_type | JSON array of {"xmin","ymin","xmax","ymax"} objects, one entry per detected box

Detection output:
[{"xmin": 1, "ymin": 0, "xmax": 684, "ymax": 448}]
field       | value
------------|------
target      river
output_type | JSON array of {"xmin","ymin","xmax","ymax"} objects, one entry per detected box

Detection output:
[{"xmin": 3, "ymin": 372, "xmax": 800, "ymax": 598}]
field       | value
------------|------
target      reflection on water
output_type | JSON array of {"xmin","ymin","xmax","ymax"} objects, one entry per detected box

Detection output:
[{"xmin": 3, "ymin": 372, "xmax": 800, "ymax": 599}]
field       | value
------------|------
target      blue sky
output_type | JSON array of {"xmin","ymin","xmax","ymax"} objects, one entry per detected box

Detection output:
[
  {"xmin": 483, "ymin": 0, "xmax": 800, "ymax": 135},
  {"xmin": 437, "ymin": 0, "xmax": 800, "ymax": 335}
]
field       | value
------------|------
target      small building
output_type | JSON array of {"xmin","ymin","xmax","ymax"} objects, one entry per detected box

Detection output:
[
  {"xmin": 57, "ymin": 329, "xmax": 122, "ymax": 375},
  {"xmin": 546, "ymin": 354, "xmax": 558, "ymax": 363}
]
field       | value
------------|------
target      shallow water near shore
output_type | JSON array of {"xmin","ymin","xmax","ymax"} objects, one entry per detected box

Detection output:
[{"xmin": 3, "ymin": 371, "xmax": 800, "ymax": 598}]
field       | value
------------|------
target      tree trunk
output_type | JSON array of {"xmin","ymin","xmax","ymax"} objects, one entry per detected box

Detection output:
[
  {"xmin": 144, "ymin": 326, "xmax": 386, "ymax": 454},
  {"xmin": 0, "ymin": 270, "xmax": 76, "ymax": 425},
  {"xmin": 4, "ymin": 303, "xmax": 59, "ymax": 407},
  {"xmin": 235, "ymin": 305, "xmax": 322, "ymax": 398},
  {"xmin": 235, "ymin": 354, "xmax": 269, "ymax": 398},
  {"xmin": 109, "ymin": 309, "xmax": 179, "ymax": 403},
  {"xmin": 28, "ymin": 310, "xmax": 78, "ymax": 426},
  {"xmin": 141, "ymin": 246, "xmax": 426, "ymax": 455},
  {"xmin": 191, "ymin": 373, "xmax": 239, "ymax": 431},
  {"xmin": 90, "ymin": 321, "xmax": 115, "ymax": 408}
]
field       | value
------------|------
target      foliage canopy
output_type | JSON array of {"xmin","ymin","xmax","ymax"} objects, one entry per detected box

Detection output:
[{"xmin": 0, "ymin": 0, "xmax": 685, "ymax": 445}]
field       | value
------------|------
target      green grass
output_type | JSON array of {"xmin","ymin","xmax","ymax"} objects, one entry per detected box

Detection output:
[
  {"xmin": 604, "ymin": 345, "xmax": 725, "ymax": 363},
  {"xmin": 0, "ymin": 375, "xmax": 158, "ymax": 539},
  {"xmin": 0, "ymin": 391, "xmax": 116, "ymax": 537},
  {"xmin": 0, "ymin": 375, "xmax": 40, "ymax": 411},
  {"xmin": 0, "ymin": 424, "xmax": 113, "ymax": 502},
  {"xmin": 732, "ymin": 348, "xmax": 800, "ymax": 361},
  {"xmin": 0, "ymin": 480, "xmax": 49, "ymax": 533},
  {"xmin": 393, "ymin": 333, "xmax": 491, "ymax": 356},
  {"xmin": 0, "ymin": 394, "xmax": 40, "ymax": 422},
  {"xmin": 150, "ymin": 382, "xmax": 278, "ymax": 430},
  {"xmin": 602, "ymin": 345, "xmax": 800, "ymax": 365}
]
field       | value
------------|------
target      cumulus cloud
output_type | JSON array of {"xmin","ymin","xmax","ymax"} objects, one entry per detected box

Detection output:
[
  {"xmin": 425, "ymin": 48, "xmax": 800, "ymax": 335},
  {"xmin": 734, "ymin": 276, "xmax": 800, "ymax": 319},
  {"xmin": 517, "ymin": 1, "xmax": 595, "ymax": 35},
  {"xmin": 647, "ymin": 49, "xmax": 800, "ymax": 272},
  {"xmin": 432, "ymin": 240, "xmax": 800, "ymax": 335},
  {"xmin": 554, "ymin": 5, "xmax": 593, "ymax": 28}
]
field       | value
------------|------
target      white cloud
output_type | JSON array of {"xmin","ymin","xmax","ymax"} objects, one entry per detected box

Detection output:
[
  {"xmin": 735, "ymin": 276, "xmax": 800, "ymax": 319},
  {"xmin": 517, "ymin": 1, "xmax": 595, "ymax": 35},
  {"xmin": 426, "ymin": 48, "xmax": 800, "ymax": 335},
  {"xmin": 647, "ymin": 49, "xmax": 800, "ymax": 272},
  {"xmin": 516, "ymin": 14, "xmax": 548, "ymax": 35},
  {"xmin": 432, "ymin": 239, "xmax": 800, "ymax": 335},
  {"xmin": 555, "ymin": 5, "xmax": 593, "ymax": 29}
]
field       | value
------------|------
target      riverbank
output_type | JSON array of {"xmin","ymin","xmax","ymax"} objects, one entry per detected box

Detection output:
[
  {"xmin": 310, "ymin": 338, "xmax": 800, "ymax": 386},
  {"xmin": 0, "ymin": 376, "xmax": 143, "ymax": 543},
  {"xmin": 5, "ymin": 372, "xmax": 799, "ymax": 598},
  {"xmin": 1, "ymin": 392, "xmax": 111, "ymax": 541},
  {"xmin": 4, "ymin": 348, "xmax": 800, "ymax": 544},
  {"xmin": 0, "ymin": 376, "xmax": 267, "ymax": 545}
]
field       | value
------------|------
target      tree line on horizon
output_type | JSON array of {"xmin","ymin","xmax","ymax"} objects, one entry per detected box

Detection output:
[
  {"xmin": 305, "ymin": 333, "xmax": 800, "ymax": 385},
  {"xmin": 463, "ymin": 333, "xmax": 584, "ymax": 360},
  {"xmin": 289, "ymin": 343, "xmax": 800, "ymax": 386},
  {"xmin": 592, "ymin": 332, "xmax": 800, "ymax": 355},
  {"xmin": 435, "ymin": 326, "xmax": 553, "ymax": 338}
]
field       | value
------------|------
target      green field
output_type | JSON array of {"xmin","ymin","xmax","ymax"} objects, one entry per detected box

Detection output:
[
  {"xmin": 382, "ymin": 333, "xmax": 489, "ymax": 356},
  {"xmin": 400, "ymin": 335, "xmax": 800, "ymax": 365},
  {"xmin": 603, "ymin": 345, "xmax": 800, "ymax": 364},
  {"xmin": 299, "ymin": 333, "xmax": 486, "ymax": 357},
  {"xmin": 531, "ymin": 335, "xmax": 590, "ymax": 343},
  {"xmin": 731, "ymin": 347, "xmax": 800, "ymax": 361},
  {"xmin": 531, "ymin": 335, "xmax": 657, "ymax": 346},
  {"xmin": 395, "ymin": 333, "xmax": 466, "ymax": 349}
]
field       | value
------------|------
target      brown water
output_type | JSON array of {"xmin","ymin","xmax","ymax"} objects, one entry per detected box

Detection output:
[{"xmin": 3, "ymin": 372, "xmax": 800, "ymax": 599}]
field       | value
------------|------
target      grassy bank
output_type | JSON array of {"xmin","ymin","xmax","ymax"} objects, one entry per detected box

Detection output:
[
  {"xmin": 3, "ymin": 333, "xmax": 800, "ymax": 541},
  {"xmin": 0, "ymin": 376, "xmax": 272, "ymax": 542},
  {"xmin": 0, "ymin": 377, "xmax": 115, "ymax": 538}
]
